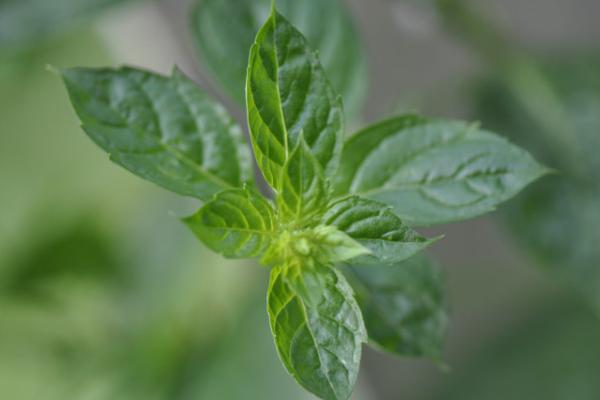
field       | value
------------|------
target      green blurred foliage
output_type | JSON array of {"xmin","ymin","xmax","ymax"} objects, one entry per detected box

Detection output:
[
  {"xmin": 475, "ymin": 55, "xmax": 600, "ymax": 315},
  {"xmin": 0, "ymin": 0, "xmax": 129, "ymax": 52},
  {"xmin": 0, "ymin": 19, "xmax": 311, "ymax": 400},
  {"xmin": 431, "ymin": 299, "xmax": 600, "ymax": 400},
  {"xmin": 191, "ymin": 0, "xmax": 367, "ymax": 120}
]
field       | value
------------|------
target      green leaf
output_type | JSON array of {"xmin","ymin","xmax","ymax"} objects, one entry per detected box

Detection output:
[
  {"xmin": 191, "ymin": 0, "xmax": 367, "ymax": 117},
  {"xmin": 323, "ymin": 196, "xmax": 435, "ymax": 265},
  {"xmin": 246, "ymin": 9, "xmax": 344, "ymax": 189},
  {"xmin": 261, "ymin": 225, "xmax": 370, "ymax": 267},
  {"xmin": 277, "ymin": 138, "xmax": 329, "ymax": 224},
  {"xmin": 61, "ymin": 66, "xmax": 254, "ymax": 201},
  {"xmin": 183, "ymin": 188, "xmax": 275, "ymax": 258},
  {"xmin": 335, "ymin": 115, "xmax": 548, "ymax": 226},
  {"xmin": 343, "ymin": 255, "xmax": 447, "ymax": 360},
  {"xmin": 268, "ymin": 261, "xmax": 366, "ymax": 400}
]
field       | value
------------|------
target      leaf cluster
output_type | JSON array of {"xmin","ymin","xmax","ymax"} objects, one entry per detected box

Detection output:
[{"xmin": 60, "ymin": 6, "xmax": 547, "ymax": 400}]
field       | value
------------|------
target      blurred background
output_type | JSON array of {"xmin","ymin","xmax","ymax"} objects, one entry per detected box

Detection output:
[{"xmin": 1, "ymin": 0, "xmax": 599, "ymax": 399}]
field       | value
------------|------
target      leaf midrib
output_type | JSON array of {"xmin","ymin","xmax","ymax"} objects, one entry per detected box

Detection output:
[{"xmin": 113, "ymin": 73, "xmax": 237, "ymax": 193}]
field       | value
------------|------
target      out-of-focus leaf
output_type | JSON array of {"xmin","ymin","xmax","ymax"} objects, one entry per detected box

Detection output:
[
  {"xmin": 322, "ymin": 196, "xmax": 435, "ymax": 265},
  {"xmin": 3, "ymin": 220, "xmax": 124, "ymax": 296},
  {"xmin": 432, "ymin": 300, "xmax": 600, "ymax": 400},
  {"xmin": 61, "ymin": 66, "xmax": 254, "ymax": 201},
  {"xmin": 268, "ymin": 262, "xmax": 366, "ymax": 400},
  {"xmin": 191, "ymin": 0, "xmax": 367, "ymax": 117},
  {"xmin": 476, "ymin": 55, "xmax": 600, "ymax": 312},
  {"xmin": 178, "ymin": 288, "xmax": 313, "ymax": 400},
  {"xmin": 335, "ymin": 115, "xmax": 548, "ymax": 226},
  {"xmin": 184, "ymin": 188, "xmax": 275, "ymax": 259},
  {"xmin": 246, "ymin": 9, "xmax": 343, "ymax": 189},
  {"xmin": 0, "ymin": 0, "xmax": 128, "ymax": 51},
  {"xmin": 343, "ymin": 255, "xmax": 447, "ymax": 360}
]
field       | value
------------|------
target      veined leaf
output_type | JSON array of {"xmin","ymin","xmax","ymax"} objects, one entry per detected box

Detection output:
[
  {"xmin": 335, "ymin": 115, "xmax": 548, "ymax": 226},
  {"xmin": 343, "ymin": 255, "xmax": 447, "ymax": 360},
  {"xmin": 61, "ymin": 66, "xmax": 254, "ymax": 200},
  {"xmin": 323, "ymin": 196, "xmax": 435, "ymax": 265},
  {"xmin": 268, "ymin": 262, "xmax": 366, "ymax": 400},
  {"xmin": 277, "ymin": 138, "xmax": 329, "ymax": 223},
  {"xmin": 183, "ymin": 188, "xmax": 275, "ymax": 258},
  {"xmin": 246, "ymin": 9, "xmax": 344, "ymax": 189},
  {"xmin": 191, "ymin": 0, "xmax": 367, "ymax": 118}
]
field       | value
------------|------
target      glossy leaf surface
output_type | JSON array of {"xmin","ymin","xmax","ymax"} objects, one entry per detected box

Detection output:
[
  {"xmin": 246, "ymin": 10, "xmax": 344, "ymax": 189},
  {"xmin": 192, "ymin": 0, "xmax": 366, "ymax": 116},
  {"xmin": 61, "ymin": 66, "xmax": 254, "ymax": 200},
  {"xmin": 277, "ymin": 139, "xmax": 329, "ymax": 224},
  {"xmin": 268, "ymin": 262, "xmax": 366, "ymax": 400},
  {"xmin": 336, "ymin": 115, "xmax": 548, "ymax": 226},
  {"xmin": 184, "ymin": 188, "xmax": 275, "ymax": 258},
  {"xmin": 323, "ymin": 196, "xmax": 434, "ymax": 264}
]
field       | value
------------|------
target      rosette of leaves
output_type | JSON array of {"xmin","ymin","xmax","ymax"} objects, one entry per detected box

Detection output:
[{"xmin": 60, "ymin": 5, "xmax": 547, "ymax": 399}]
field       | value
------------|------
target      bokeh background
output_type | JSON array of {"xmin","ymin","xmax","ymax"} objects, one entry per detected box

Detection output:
[{"xmin": 1, "ymin": 0, "xmax": 599, "ymax": 399}]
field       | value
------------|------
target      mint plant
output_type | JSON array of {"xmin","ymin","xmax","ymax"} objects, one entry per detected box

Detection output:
[{"xmin": 60, "ymin": 5, "xmax": 547, "ymax": 400}]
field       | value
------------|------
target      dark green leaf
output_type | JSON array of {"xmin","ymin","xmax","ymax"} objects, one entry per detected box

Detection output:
[
  {"xmin": 335, "ymin": 115, "xmax": 548, "ymax": 226},
  {"xmin": 183, "ymin": 188, "xmax": 275, "ymax": 258},
  {"xmin": 277, "ymin": 138, "xmax": 329, "ymax": 224},
  {"xmin": 191, "ymin": 0, "xmax": 367, "ymax": 117},
  {"xmin": 343, "ymin": 255, "xmax": 447, "ymax": 360},
  {"xmin": 61, "ymin": 66, "xmax": 254, "ymax": 200},
  {"xmin": 268, "ymin": 261, "xmax": 366, "ymax": 400},
  {"xmin": 246, "ymin": 10, "xmax": 344, "ymax": 189},
  {"xmin": 323, "ymin": 196, "xmax": 435, "ymax": 265},
  {"xmin": 261, "ymin": 225, "xmax": 370, "ymax": 268}
]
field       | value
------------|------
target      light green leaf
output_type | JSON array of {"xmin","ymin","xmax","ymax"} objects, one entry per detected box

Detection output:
[
  {"xmin": 246, "ymin": 9, "xmax": 344, "ymax": 189},
  {"xmin": 261, "ymin": 225, "xmax": 370, "ymax": 267},
  {"xmin": 335, "ymin": 115, "xmax": 548, "ymax": 226},
  {"xmin": 191, "ymin": 0, "xmax": 367, "ymax": 118},
  {"xmin": 309, "ymin": 226, "xmax": 371, "ymax": 264},
  {"xmin": 61, "ymin": 66, "xmax": 254, "ymax": 201},
  {"xmin": 323, "ymin": 196, "xmax": 435, "ymax": 265},
  {"xmin": 268, "ymin": 262, "xmax": 366, "ymax": 400},
  {"xmin": 277, "ymin": 138, "xmax": 329, "ymax": 224},
  {"xmin": 183, "ymin": 188, "xmax": 275, "ymax": 258},
  {"xmin": 343, "ymin": 255, "xmax": 447, "ymax": 360}
]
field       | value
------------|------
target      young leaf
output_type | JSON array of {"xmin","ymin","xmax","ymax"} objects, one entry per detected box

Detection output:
[
  {"xmin": 261, "ymin": 225, "xmax": 370, "ymax": 267},
  {"xmin": 268, "ymin": 262, "xmax": 366, "ymax": 400},
  {"xmin": 342, "ymin": 255, "xmax": 447, "ymax": 360},
  {"xmin": 183, "ymin": 188, "xmax": 275, "ymax": 258},
  {"xmin": 277, "ymin": 138, "xmax": 329, "ymax": 224},
  {"xmin": 322, "ymin": 196, "xmax": 435, "ymax": 265},
  {"xmin": 335, "ymin": 115, "xmax": 549, "ymax": 226},
  {"xmin": 246, "ymin": 9, "xmax": 344, "ymax": 189},
  {"xmin": 61, "ymin": 66, "xmax": 254, "ymax": 201},
  {"xmin": 191, "ymin": 0, "xmax": 367, "ymax": 118}
]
